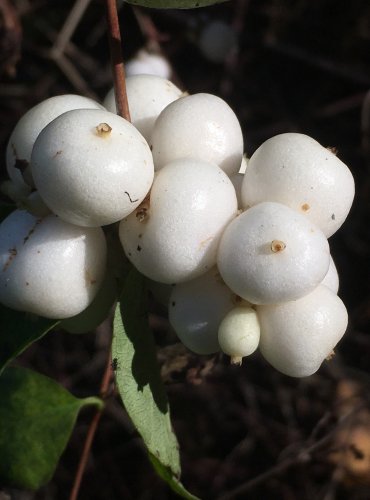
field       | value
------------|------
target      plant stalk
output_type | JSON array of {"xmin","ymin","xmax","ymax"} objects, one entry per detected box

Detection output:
[
  {"xmin": 69, "ymin": 4, "xmax": 129, "ymax": 497},
  {"xmin": 69, "ymin": 350, "xmax": 113, "ymax": 500},
  {"xmin": 105, "ymin": 0, "xmax": 131, "ymax": 121}
]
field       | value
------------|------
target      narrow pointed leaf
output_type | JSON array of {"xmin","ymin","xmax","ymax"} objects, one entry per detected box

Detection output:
[
  {"xmin": 124, "ymin": 0, "xmax": 228, "ymax": 9},
  {"xmin": 0, "ymin": 304, "xmax": 59, "ymax": 375},
  {"xmin": 0, "ymin": 366, "xmax": 102, "ymax": 490},
  {"xmin": 112, "ymin": 268, "xmax": 180, "ymax": 477},
  {"xmin": 149, "ymin": 454, "xmax": 201, "ymax": 500}
]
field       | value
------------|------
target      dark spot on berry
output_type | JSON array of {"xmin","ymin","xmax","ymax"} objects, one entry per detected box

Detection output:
[
  {"xmin": 125, "ymin": 191, "xmax": 139, "ymax": 203},
  {"xmin": 3, "ymin": 247, "xmax": 17, "ymax": 271},
  {"xmin": 137, "ymin": 245, "xmax": 142, "ymax": 252},
  {"xmin": 171, "ymin": 301, "xmax": 176, "ymax": 307},
  {"xmin": 331, "ymin": 213, "xmax": 335, "ymax": 220},
  {"xmin": 23, "ymin": 219, "xmax": 43, "ymax": 244}
]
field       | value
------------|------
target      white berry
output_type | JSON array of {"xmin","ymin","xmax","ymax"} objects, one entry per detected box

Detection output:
[
  {"xmin": 218, "ymin": 305, "xmax": 260, "ymax": 364},
  {"xmin": 31, "ymin": 108, "xmax": 154, "ymax": 227},
  {"xmin": 125, "ymin": 49, "xmax": 172, "ymax": 79},
  {"xmin": 242, "ymin": 133, "xmax": 355, "ymax": 237},
  {"xmin": 321, "ymin": 254, "xmax": 339, "ymax": 293},
  {"xmin": 217, "ymin": 202, "xmax": 330, "ymax": 304},
  {"xmin": 119, "ymin": 158, "xmax": 238, "ymax": 284},
  {"xmin": 0, "ymin": 210, "xmax": 107, "ymax": 319},
  {"xmin": 168, "ymin": 268, "xmax": 236, "ymax": 354},
  {"xmin": 6, "ymin": 94, "xmax": 103, "ymax": 190},
  {"xmin": 150, "ymin": 93, "xmax": 244, "ymax": 175},
  {"xmin": 103, "ymin": 75, "xmax": 183, "ymax": 142},
  {"xmin": 229, "ymin": 172, "xmax": 244, "ymax": 208},
  {"xmin": 60, "ymin": 269, "xmax": 117, "ymax": 333},
  {"xmin": 257, "ymin": 285, "xmax": 348, "ymax": 377}
]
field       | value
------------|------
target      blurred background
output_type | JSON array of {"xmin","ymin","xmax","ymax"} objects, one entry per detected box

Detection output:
[{"xmin": 0, "ymin": 0, "xmax": 370, "ymax": 499}]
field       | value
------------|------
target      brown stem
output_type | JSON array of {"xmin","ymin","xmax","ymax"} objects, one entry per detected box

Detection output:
[
  {"xmin": 69, "ymin": 351, "xmax": 113, "ymax": 500},
  {"xmin": 69, "ymin": 7, "xmax": 128, "ymax": 497},
  {"xmin": 105, "ymin": 0, "xmax": 131, "ymax": 121}
]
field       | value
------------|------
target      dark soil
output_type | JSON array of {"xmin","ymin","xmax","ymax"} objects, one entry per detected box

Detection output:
[{"xmin": 1, "ymin": 1, "xmax": 370, "ymax": 499}]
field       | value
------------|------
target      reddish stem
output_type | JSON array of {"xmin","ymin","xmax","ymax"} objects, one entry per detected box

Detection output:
[
  {"xmin": 69, "ymin": 352, "xmax": 113, "ymax": 500},
  {"xmin": 69, "ymin": 4, "xmax": 129, "ymax": 498},
  {"xmin": 105, "ymin": 0, "xmax": 131, "ymax": 121}
]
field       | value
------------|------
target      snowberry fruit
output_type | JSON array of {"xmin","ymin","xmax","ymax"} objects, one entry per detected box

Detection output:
[
  {"xmin": 150, "ymin": 93, "xmax": 244, "ymax": 175},
  {"xmin": 125, "ymin": 49, "xmax": 172, "ymax": 79},
  {"xmin": 321, "ymin": 254, "xmax": 339, "ymax": 294},
  {"xmin": 257, "ymin": 285, "xmax": 348, "ymax": 377},
  {"xmin": 229, "ymin": 172, "xmax": 244, "ymax": 208},
  {"xmin": 217, "ymin": 202, "xmax": 330, "ymax": 304},
  {"xmin": 31, "ymin": 108, "xmax": 154, "ymax": 227},
  {"xmin": 242, "ymin": 133, "xmax": 355, "ymax": 237},
  {"xmin": 60, "ymin": 269, "xmax": 117, "ymax": 333},
  {"xmin": 168, "ymin": 268, "xmax": 237, "ymax": 354},
  {"xmin": 218, "ymin": 305, "xmax": 260, "ymax": 364},
  {"xmin": 103, "ymin": 75, "xmax": 183, "ymax": 142},
  {"xmin": 119, "ymin": 158, "xmax": 238, "ymax": 284},
  {"xmin": 0, "ymin": 210, "xmax": 106, "ymax": 319},
  {"xmin": 6, "ymin": 94, "xmax": 103, "ymax": 190}
]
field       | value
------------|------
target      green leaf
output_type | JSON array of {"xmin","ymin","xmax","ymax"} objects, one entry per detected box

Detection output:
[
  {"xmin": 112, "ymin": 268, "xmax": 180, "ymax": 477},
  {"xmin": 0, "ymin": 366, "xmax": 102, "ymax": 490},
  {"xmin": 124, "ymin": 0, "xmax": 228, "ymax": 9},
  {"xmin": 0, "ymin": 304, "xmax": 59, "ymax": 375},
  {"xmin": 149, "ymin": 453, "xmax": 201, "ymax": 500},
  {"xmin": 113, "ymin": 270, "xmax": 196, "ymax": 498}
]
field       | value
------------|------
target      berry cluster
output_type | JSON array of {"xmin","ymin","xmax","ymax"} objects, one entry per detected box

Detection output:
[{"xmin": 0, "ymin": 74, "xmax": 355, "ymax": 377}]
